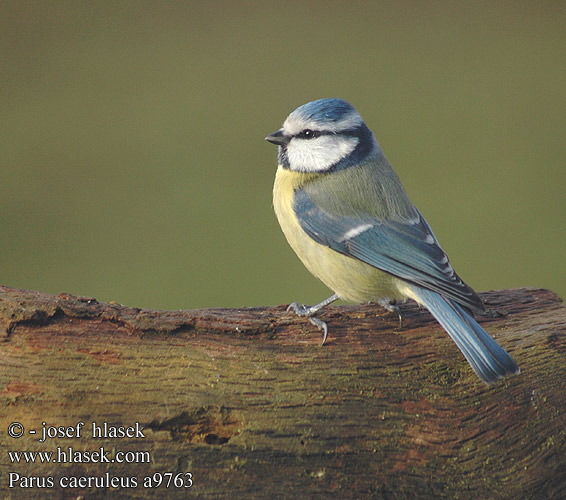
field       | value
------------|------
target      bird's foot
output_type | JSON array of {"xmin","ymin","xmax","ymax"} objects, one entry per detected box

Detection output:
[
  {"xmin": 308, "ymin": 316, "xmax": 329, "ymax": 345},
  {"xmin": 286, "ymin": 294, "xmax": 339, "ymax": 345},
  {"xmin": 378, "ymin": 298, "xmax": 403, "ymax": 328},
  {"xmin": 287, "ymin": 302, "xmax": 319, "ymax": 317},
  {"xmin": 286, "ymin": 303, "xmax": 328, "ymax": 344}
]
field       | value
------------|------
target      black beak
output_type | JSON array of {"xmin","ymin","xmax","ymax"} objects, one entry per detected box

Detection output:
[{"xmin": 265, "ymin": 129, "xmax": 290, "ymax": 146}]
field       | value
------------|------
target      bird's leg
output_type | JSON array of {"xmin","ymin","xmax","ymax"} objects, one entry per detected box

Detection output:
[
  {"xmin": 287, "ymin": 293, "xmax": 339, "ymax": 345},
  {"xmin": 378, "ymin": 298, "xmax": 403, "ymax": 328}
]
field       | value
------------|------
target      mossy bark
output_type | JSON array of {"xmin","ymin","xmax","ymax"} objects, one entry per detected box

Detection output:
[{"xmin": 0, "ymin": 285, "xmax": 564, "ymax": 499}]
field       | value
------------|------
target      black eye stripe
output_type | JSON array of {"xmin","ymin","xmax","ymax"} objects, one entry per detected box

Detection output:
[
  {"xmin": 294, "ymin": 127, "xmax": 361, "ymax": 140},
  {"xmin": 298, "ymin": 129, "xmax": 318, "ymax": 139}
]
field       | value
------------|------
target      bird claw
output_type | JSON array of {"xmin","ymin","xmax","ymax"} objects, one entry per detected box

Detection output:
[
  {"xmin": 287, "ymin": 302, "xmax": 313, "ymax": 316},
  {"xmin": 286, "ymin": 294, "xmax": 339, "ymax": 345},
  {"xmin": 309, "ymin": 317, "xmax": 329, "ymax": 345},
  {"xmin": 378, "ymin": 298, "xmax": 403, "ymax": 328},
  {"xmin": 287, "ymin": 303, "xmax": 329, "ymax": 344}
]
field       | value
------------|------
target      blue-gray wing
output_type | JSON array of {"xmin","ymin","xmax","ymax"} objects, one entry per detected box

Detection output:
[{"xmin": 294, "ymin": 188, "xmax": 484, "ymax": 311}]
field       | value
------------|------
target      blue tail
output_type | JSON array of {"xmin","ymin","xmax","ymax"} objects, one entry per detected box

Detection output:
[{"xmin": 410, "ymin": 286, "xmax": 519, "ymax": 384}]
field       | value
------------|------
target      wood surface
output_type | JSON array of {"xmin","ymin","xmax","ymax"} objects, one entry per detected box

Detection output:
[{"xmin": 0, "ymin": 285, "xmax": 564, "ymax": 499}]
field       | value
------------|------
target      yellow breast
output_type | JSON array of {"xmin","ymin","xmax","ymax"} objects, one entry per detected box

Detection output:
[{"xmin": 272, "ymin": 166, "xmax": 402, "ymax": 303}]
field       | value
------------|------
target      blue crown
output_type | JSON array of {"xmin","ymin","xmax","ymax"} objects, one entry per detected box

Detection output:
[{"xmin": 294, "ymin": 98, "xmax": 356, "ymax": 124}]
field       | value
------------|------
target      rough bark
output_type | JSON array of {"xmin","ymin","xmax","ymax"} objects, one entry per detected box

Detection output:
[{"xmin": 0, "ymin": 285, "xmax": 564, "ymax": 499}]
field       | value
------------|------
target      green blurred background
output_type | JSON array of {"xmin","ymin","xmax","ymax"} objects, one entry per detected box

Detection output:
[{"xmin": 1, "ymin": 1, "xmax": 564, "ymax": 310}]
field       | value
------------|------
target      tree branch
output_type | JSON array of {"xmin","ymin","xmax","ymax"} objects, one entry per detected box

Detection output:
[{"xmin": 0, "ymin": 285, "xmax": 564, "ymax": 499}]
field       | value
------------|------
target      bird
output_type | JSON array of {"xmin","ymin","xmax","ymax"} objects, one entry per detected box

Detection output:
[{"xmin": 265, "ymin": 98, "xmax": 519, "ymax": 384}]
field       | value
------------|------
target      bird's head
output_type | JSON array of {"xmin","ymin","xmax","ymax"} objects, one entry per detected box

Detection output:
[{"xmin": 266, "ymin": 98, "xmax": 378, "ymax": 173}]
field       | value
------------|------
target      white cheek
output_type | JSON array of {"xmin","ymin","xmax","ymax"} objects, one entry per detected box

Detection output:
[{"xmin": 287, "ymin": 136, "xmax": 359, "ymax": 172}]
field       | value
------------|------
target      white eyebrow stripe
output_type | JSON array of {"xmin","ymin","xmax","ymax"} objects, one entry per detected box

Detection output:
[
  {"xmin": 340, "ymin": 223, "xmax": 373, "ymax": 241},
  {"xmin": 283, "ymin": 110, "xmax": 363, "ymax": 136},
  {"xmin": 311, "ymin": 112, "xmax": 362, "ymax": 133}
]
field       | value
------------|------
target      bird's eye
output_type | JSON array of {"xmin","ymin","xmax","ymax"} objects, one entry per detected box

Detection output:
[{"xmin": 299, "ymin": 129, "xmax": 317, "ymax": 139}]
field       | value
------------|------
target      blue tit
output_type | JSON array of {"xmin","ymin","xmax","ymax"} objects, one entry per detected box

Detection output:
[{"xmin": 266, "ymin": 98, "xmax": 519, "ymax": 384}]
